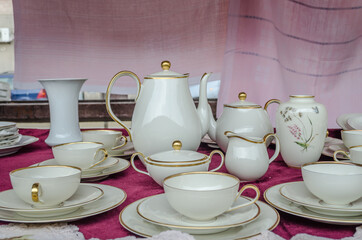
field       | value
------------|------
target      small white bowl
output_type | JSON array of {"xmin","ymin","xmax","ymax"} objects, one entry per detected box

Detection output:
[
  {"xmin": 302, "ymin": 162, "xmax": 362, "ymax": 206},
  {"xmin": 341, "ymin": 130, "xmax": 362, "ymax": 148}
]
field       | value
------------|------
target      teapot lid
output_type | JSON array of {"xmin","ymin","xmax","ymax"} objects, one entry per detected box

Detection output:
[
  {"xmin": 148, "ymin": 140, "xmax": 208, "ymax": 163},
  {"xmin": 224, "ymin": 92, "xmax": 262, "ymax": 109},
  {"xmin": 145, "ymin": 61, "xmax": 189, "ymax": 79}
]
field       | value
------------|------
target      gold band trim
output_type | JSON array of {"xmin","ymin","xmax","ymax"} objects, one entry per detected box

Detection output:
[
  {"xmin": 31, "ymin": 183, "xmax": 39, "ymax": 202},
  {"xmin": 148, "ymin": 155, "xmax": 208, "ymax": 164},
  {"xmin": 144, "ymin": 158, "xmax": 210, "ymax": 167},
  {"xmin": 224, "ymin": 104, "xmax": 261, "ymax": 109},
  {"xmin": 52, "ymin": 141, "xmax": 104, "ymax": 148},
  {"xmin": 290, "ymin": 95, "xmax": 315, "ymax": 98},
  {"xmin": 224, "ymin": 131, "xmax": 270, "ymax": 144},
  {"xmin": 144, "ymin": 75, "xmax": 188, "ymax": 79},
  {"xmin": 10, "ymin": 165, "xmax": 82, "ymax": 175}
]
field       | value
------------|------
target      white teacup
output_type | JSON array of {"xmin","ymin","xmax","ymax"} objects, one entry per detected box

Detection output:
[
  {"xmin": 341, "ymin": 130, "xmax": 362, "ymax": 148},
  {"xmin": 10, "ymin": 166, "xmax": 81, "ymax": 208},
  {"xmin": 82, "ymin": 130, "xmax": 127, "ymax": 150},
  {"xmin": 163, "ymin": 172, "xmax": 260, "ymax": 221},
  {"xmin": 334, "ymin": 145, "xmax": 362, "ymax": 165},
  {"xmin": 302, "ymin": 162, "xmax": 362, "ymax": 206},
  {"xmin": 52, "ymin": 142, "xmax": 108, "ymax": 169}
]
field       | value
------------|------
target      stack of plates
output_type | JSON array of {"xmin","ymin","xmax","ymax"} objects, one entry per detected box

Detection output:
[
  {"xmin": 35, "ymin": 157, "xmax": 130, "ymax": 182},
  {"xmin": 0, "ymin": 183, "xmax": 126, "ymax": 223},
  {"xmin": 337, "ymin": 113, "xmax": 362, "ymax": 130},
  {"xmin": 322, "ymin": 137, "xmax": 349, "ymax": 159},
  {"xmin": 0, "ymin": 122, "xmax": 21, "ymax": 147},
  {"xmin": 120, "ymin": 193, "xmax": 280, "ymax": 239},
  {"xmin": 264, "ymin": 182, "xmax": 362, "ymax": 225}
]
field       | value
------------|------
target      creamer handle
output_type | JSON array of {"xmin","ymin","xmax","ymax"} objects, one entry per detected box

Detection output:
[
  {"xmin": 264, "ymin": 133, "xmax": 280, "ymax": 163},
  {"xmin": 264, "ymin": 99, "xmax": 281, "ymax": 112},
  {"xmin": 106, "ymin": 71, "xmax": 141, "ymax": 142},
  {"xmin": 208, "ymin": 150, "xmax": 224, "ymax": 172}
]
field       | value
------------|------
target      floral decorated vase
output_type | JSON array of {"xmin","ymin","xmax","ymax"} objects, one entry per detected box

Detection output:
[{"xmin": 269, "ymin": 95, "xmax": 327, "ymax": 168}]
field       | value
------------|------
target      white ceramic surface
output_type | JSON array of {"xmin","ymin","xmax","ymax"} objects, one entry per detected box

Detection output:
[
  {"xmin": 264, "ymin": 183, "xmax": 362, "ymax": 225},
  {"xmin": 0, "ymin": 135, "xmax": 39, "ymax": 157},
  {"xmin": 82, "ymin": 130, "xmax": 127, "ymax": 150},
  {"xmin": 81, "ymin": 157, "xmax": 119, "ymax": 174},
  {"xmin": 106, "ymin": 61, "xmax": 211, "ymax": 156},
  {"xmin": 52, "ymin": 142, "xmax": 108, "ymax": 170},
  {"xmin": 302, "ymin": 162, "xmax": 362, "ymax": 205},
  {"xmin": 0, "ymin": 183, "xmax": 126, "ymax": 223},
  {"xmin": 341, "ymin": 130, "xmax": 362, "ymax": 148},
  {"xmin": 334, "ymin": 145, "xmax": 362, "ymax": 165},
  {"xmin": 0, "ymin": 121, "xmax": 16, "ymax": 130},
  {"xmin": 337, "ymin": 113, "xmax": 362, "ymax": 130},
  {"xmin": 272, "ymin": 95, "xmax": 328, "ymax": 167},
  {"xmin": 119, "ymin": 197, "xmax": 279, "ymax": 239},
  {"xmin": 208, "ymin": 92, "xmax": 274, "ymax": 152},
  {"xmin": 10, "ymin": 166, "xmax": 81, "ymax": 208},
  {"xmin": 321, "ymin": 137, "xmax": 349, "ymax": 159},
  {"xmin": 163, "ymin": 172, "xmax": 260, "ymax": 221},
  {"xmin": 35, "ymin": 157, "xmax": 130, "ymax": 181},
  {"xmin": 347, "ymin": 115, "xmax": 362, "ymax": 130},
  {"xmin": 39, "ymin": 78, "xmax": 86, "ymax": 146},
  {"xmin": 0, "ymin": 185, "xmax": 103, "ymax": 217},
  {"xmin": 0, "ymin": 134, "xmax": 22, "ymax": 146},
  {"xmin": 225, "ymin": 132, "xmax": 280, "ymax": 181},
  {"xmin": 279, "ymin": 182, "xmax": 362, "ymax": 217},
  {"xmin": 136, "ymin": 194, "xmax": 260, "ymax": 234},
  {"xmin": 131, "ymin": 148, "xmax": 224, "ymax": 186}
]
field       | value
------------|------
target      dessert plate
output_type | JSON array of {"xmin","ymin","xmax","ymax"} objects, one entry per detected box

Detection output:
[
  {"xmin": 0, "ymin": 134, "xmax": 22, "ymax": 146},
  {"xmin": 0, "ymin": 183, "xmax": 126, "ymax": 223},
  {"xmin": 0, "ymin": 122, "xmax": 16, "ymax": 131},
  {"xmin": 0, "ymin": 135, "xmax": 39, "ymax": 157},
  {"xmin": 347, "ymin": 115, "xmax": 362, "ymax": 130},
  {"xmin": 0, "ymin": 185, "xmax": 103, "ymax": 217},
  {"xmin": 35, "ymin": 157, "xmax": 130, "ymax": 182},
  {"xmin": 279, "ymin": 182, "xmax": 362, "ymax": 216},
  {"xmin": 120, "ymin": 197, "xmax": 279, "ymax": 239},
  {"xmin": 136, "ymin": 194, "xmax": 260, "ymax": 234},
  {"xmin": 38, "ymin": 157, "xmax": 119, "ymax": 175},
  {"xmin": 264, "ymin": 183, "xmax": 362, "ymax": 225},
  {"xmin": 337, "ymin": 113, "xmax": 361, "ymax": 130}
]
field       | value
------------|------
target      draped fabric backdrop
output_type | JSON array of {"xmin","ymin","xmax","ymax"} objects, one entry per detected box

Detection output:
[
  {"xmin": 13, "ymin": 0, "xmax": 362, "ymax": 127},
  {"xmin": 219, "ymin": 0, "xmax": 362, "ymax": 127}
]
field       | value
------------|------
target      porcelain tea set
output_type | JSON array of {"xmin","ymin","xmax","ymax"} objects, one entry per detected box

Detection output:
[{"xmin": 1, "ymin": 61, "xmax": 362, "ymax": 237}]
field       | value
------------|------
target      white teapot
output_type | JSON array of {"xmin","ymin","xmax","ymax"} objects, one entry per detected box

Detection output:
[
  {"xmin": 208, "ymin": 92, "xmax": 274, "ymax": 152},
  {"xmin": 224, "ymin": 131, "xmax": 280, "ymax": 181},
  {"xmin": 106, "ymin": 61, "xmax": 211, "ymax": 156}
]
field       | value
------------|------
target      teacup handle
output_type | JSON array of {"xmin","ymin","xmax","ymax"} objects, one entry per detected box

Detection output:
[
  {"xmin": 111, "ymin": 135, "xmax": 128, "ymax": 150},
  {"xmin": 130, "ymin": 152, "xmax": 150, "ymax": 176},
  {"xmin": 31, "ymin": 183, "xmax": 40, "ymax": 202},
  {"xmin": 333, "ymin": 150, "xmax": 350, "ymax": 161},
  {"xmin": 227, "ymin": 184, "xmax": 260, "ymax": 212},
  {"xmin": 89, "ymin": 148, "xmax": 108, "ymax": 168},
  {"xmin": 264, "ymin": 133, "xmax": 280, "ymax": 163},
  {"xmin": 208, "ymin": 150, "xmax": 225, "ymax": 172}
]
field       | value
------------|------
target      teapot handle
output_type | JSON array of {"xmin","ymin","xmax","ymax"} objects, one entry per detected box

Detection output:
[
  {"xmin": 264, "ymin": 133, "xmax": 280, "ymax": 163},
  {"xmin": 264, "ymin": 99, "xmax": 281, "ymax": 112},
  {"xmin": 105, "ymin": 71, "xmax": 142, "ymax": 142}
]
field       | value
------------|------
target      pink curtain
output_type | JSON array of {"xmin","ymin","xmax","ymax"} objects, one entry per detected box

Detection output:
[
  {"xmin": 218, "ymin": 0, "xmax": 362, "ymax": 127},
  {"xmin": 13, "ymin": 0, "xmax": 228, "ymax": 93}
]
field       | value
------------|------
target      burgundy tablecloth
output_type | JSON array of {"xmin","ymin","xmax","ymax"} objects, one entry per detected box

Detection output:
[{"xmin": 0, "ymin": 129, "xmax": 357, "ymax": 239}]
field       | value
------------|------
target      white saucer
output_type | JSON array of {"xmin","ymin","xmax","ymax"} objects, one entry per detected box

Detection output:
[
  {"xmin": 0, "ymin": 122, "xmax": 16, "ymax": 131},
  {"xmin": 201, "ymin": 134, "xmax": 216, "ymax": 145},
  {"xmin": 347, "ymin": 115, "xmax": 362, "ymax": 130},
  {"xmin": 337, "ymin": 113, "xmax": 361, "ymax": 130},
  {"xmin": 0, "ymin": 134, "xmax": 22, "ymax": 147},
  {"xmin": 280, "ymin": 182, "xmax": 362, "ymax": 216},
  {"xmin": 120, "ymin": 197, "xmax": 279, "ymax": 239},
  {"xmin": 38, "ymin": 157, "xmax": 119, "ymax": 175},
  {"xmin": 136, "ymin": 194, "xmax": 260, "ymax": 235},
  {"xmin": 328, "ymin": 144, "xmax": 348, "ymax": 152},
  {"xmin": 0, "ymin": 185, "xmax": 103, "ymax": 217},
  {"xmin": 0, "ymin": 183, "xmax": 126, "ymax": 223},
  {"xmin": 264, "ymin": 183, "xmax": 362, "ymax": 225},
  {"xmin": 34, "ymin": 157, "xmax": 130, "ymax": 182},
  {"xmin": 0, "ymin": 135, "xmax": 39, "ymax": 157},
  {"xmin": 321, "ymin": 137, "xmax": 349, "ymax": 159},
  {"xmin": 108, "ymin": 136, "xmax": 135, "ymax": 157}
]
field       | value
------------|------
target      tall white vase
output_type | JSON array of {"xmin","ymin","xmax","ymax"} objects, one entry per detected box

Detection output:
[{"xmin": 39, "ymin": 78, "xmax": 87, "ymax": 146}]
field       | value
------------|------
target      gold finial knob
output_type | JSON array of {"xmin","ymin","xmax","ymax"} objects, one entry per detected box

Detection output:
[
  {"xmin": 161, "ymin": 61, "xmax": 171, "ymax": 70},
  {"xmin": 172, "ymin": 140, "xmax": 182, "ymax": 150},
  {"xmin": 238, "ymin": 92, "xmax": 247, "ymax": 101}
]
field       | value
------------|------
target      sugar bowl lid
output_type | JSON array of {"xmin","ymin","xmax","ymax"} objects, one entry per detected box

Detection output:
[
  {"xmin": 148, "ymin": 140, "xmax": 208, "ymax": 163},
  {"xmin": 224, "ymin": 92, "xmax": 261, "ymax": 109},
  {"xmin": 145, "ymin": 61, "xmax": 188, "ymax": 79}
]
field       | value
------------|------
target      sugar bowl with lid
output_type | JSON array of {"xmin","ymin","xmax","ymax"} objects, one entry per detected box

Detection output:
[
  {"xmin": 208, "ymin": 92, "xmax": 274, "ymax": 152},
  {"xmin": 130, "ymin": 140, "xmax": 224, "ymax": 186}
]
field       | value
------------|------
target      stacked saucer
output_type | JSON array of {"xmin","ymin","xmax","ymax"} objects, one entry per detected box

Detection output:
[
  {"xmin": 337, "ymin": 113, "xmax": 362, "ymax": 130},
  {"xmin": 0, "ymin": 122, "xmax": 21, "ymax": 147}
]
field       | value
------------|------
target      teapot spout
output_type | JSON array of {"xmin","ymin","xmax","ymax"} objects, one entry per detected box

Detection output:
[{"xmin": 197, "ymin": 73, "xmax": 212, "ymax": 137}]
